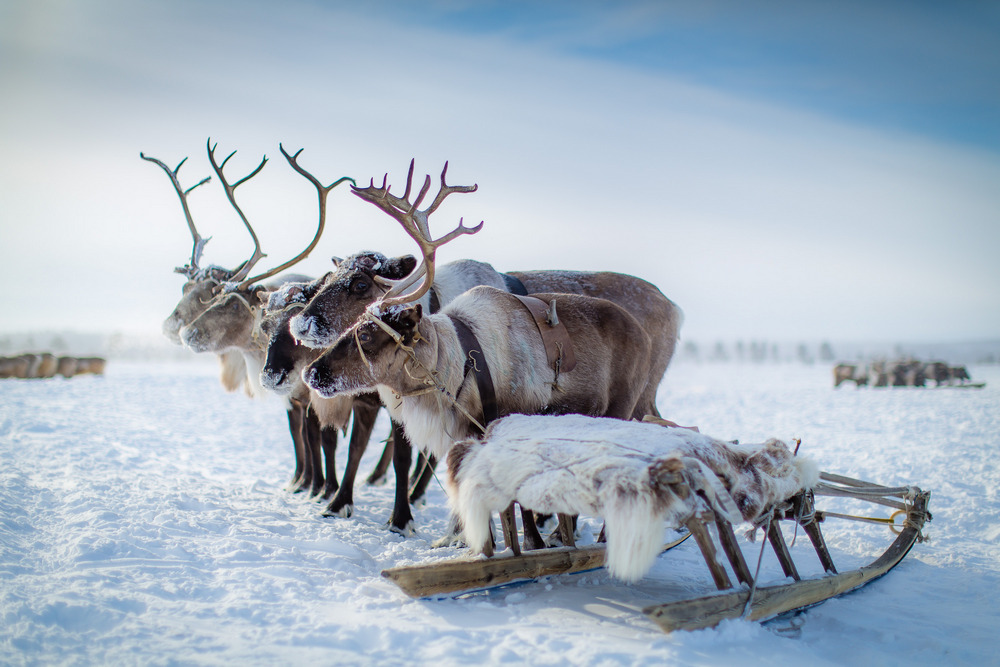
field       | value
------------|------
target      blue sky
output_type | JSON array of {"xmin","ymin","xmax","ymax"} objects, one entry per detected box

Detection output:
[
  {"xmin": 1, "ymin": 0, "xmax": 998, "ymax": 343},
  {"xmin": 357, "ymin": 1, "xmax": 1000, "ymax": 152}
]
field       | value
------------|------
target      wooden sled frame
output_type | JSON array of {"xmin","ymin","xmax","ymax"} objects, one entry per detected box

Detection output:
[
  {"xmin": 382, "ymin": 471, "xmax": 930, "ymax": 633},
  {"xmin": 383, "ymin": 530, "xmax": 692, "ymax": 598},
  {"xmin": 644, "ymin": 471, "xmax": 932, "ymax": 632}
]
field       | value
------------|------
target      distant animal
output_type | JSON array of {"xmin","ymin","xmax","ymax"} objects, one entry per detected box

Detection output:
[
  {"xmin": 0, "ymin": 354, "xmax": 105, "ymax": 379},
  {"xmin": 923, "ymin": 361, "xmax": 952, "ymax": 387},
  {"xmin": 833, "ymin": 363, "xmax": 868, "ymax": 388},
  {"xmin": 0, "ymin": 355, "xmax": 31, "ymax": 379},
  {"xmin": 950, "ymin": 366, "xmax": 971, "ymax": 384}
]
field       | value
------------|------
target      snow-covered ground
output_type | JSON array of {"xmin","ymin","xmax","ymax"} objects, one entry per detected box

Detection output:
[{"xmin": 2, "ymin": 360, "xmax": 997, "ymax": 665}]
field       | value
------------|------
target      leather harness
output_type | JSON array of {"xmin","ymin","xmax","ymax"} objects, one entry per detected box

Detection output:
[{"xmin": 448, "ymin": 290, "xmax": 578, "ymax": 436}]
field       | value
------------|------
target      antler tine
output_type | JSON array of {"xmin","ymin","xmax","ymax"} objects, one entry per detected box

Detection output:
[
  {"xmin": 351, "ymin": 159, "xmax": 483, "ymax": 309},
  {"xmin": 236, "ymin": 144, "xmax": 355, "ymax": 289},
  {"xmin": 206, "ymin": 138, "xmax": 268, "ymax": 285},
  {"xmin": 140, "ymin": 152, "xmax": 212, "ymax": 274}
]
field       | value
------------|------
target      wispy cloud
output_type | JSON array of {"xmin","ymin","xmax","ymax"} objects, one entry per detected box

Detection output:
[{"xmin": 0, "ymin": 0, "xmax": 997, "ymax": 341}]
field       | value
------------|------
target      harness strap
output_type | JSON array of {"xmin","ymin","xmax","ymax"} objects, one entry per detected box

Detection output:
[
  {"xmin": 511, "ymin": 294, "xmax": 577, "ymax": 373},
  {"xmin": 428, "ymin": 287, "xmax": 441, "ymax": 314},
  {"xmin": 448, "ymin": 315, "xmax": 498, "ymax": 435}
]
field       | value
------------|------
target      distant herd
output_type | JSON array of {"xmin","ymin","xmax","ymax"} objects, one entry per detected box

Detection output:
[
  {"xmin": 0, "ymin": 353, "xmax": 106, "ymax": 379},
  {"xmin": 833, "ymin": 359, "xmax": 975, "ymax": 388}
]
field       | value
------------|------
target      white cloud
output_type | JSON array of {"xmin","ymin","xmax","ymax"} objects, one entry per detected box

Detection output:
[{"xmin": 1, "ymin": 0, "xmax": 997, "ymax": 342}]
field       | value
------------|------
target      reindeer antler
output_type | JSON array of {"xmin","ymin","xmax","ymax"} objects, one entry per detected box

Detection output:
[
  {"xmin": 352, "ymin": 160, "xmax": 483, "ymax": 308},
  {"xmin": 140, "ymin": 152, "xmax": 212, "ymax": 275},
  {"xmin": 235, "ymin": 144, "xmax": 355, "ymax": 289},
  {"xmin": 206, "ymin": 138, "xmax": 268, "ymax": 285}
]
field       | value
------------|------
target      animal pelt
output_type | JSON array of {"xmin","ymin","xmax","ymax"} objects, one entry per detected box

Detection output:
[{"xmin": 446, "ymin": 414, "xmax": 819, "ymax": 583}]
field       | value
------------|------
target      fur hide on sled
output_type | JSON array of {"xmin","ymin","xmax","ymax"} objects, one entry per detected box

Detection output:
[{"xmin": 446, "ymin": 414, "xmax": 819, "ymax": 583}]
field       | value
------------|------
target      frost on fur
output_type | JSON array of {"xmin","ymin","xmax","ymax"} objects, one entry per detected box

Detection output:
[{"xmin": 446, "ymin": 414, "xmax": 819, "ymax": 583}]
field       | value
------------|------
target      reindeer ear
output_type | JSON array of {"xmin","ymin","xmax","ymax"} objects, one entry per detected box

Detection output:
[
  {"xmin": 382, "ymin": 255, "xmax": 418, "ymax": 280},
  {"xmin": 251, "ymin": 286, "xmax": 270, "ymax": 306}
]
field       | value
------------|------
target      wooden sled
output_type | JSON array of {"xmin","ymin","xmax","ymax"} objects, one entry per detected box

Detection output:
[
  {"xmin": 644, "ymin": 471, "xmax": 931, "ymax": 632},
  {"xmin": 383, "ymin": 531, "xmax": 692, "ymax": 598},
  {"xmin": 383, "ymin": 471, "xmax": 930, "ymax": 634}
]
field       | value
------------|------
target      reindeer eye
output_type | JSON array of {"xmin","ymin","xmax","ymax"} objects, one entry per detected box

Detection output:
[
  {"xmin": 351, "ymin": 279, "xmax": 370, "ymax": 294},
  {"xmin": 358, "ymin": 332, "xmax": 372, "ymax": 344}
]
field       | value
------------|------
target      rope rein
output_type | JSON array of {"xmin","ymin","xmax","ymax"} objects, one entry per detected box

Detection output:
[{"xmin": 358, "ymin": 310, "xmax": 488, "ymax": 436}]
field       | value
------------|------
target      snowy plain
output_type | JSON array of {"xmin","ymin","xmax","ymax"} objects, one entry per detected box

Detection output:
[{"xmin": 1, "ymin": 359, "xmax": 998, "ymax": 666}]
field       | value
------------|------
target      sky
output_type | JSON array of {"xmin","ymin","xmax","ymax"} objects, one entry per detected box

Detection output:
[{"xmin": 1, "ymin": 0, "xmax": 998, "ymax": 343}]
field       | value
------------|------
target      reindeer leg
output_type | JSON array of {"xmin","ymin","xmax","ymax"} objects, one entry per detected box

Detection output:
[
  {"xmin": 409, "ymin": 454, "xmax": 437, "ymax": 504},
  {"xmin": 304, "ymin": 408, "xmax": 325, "ymax": 498},
  {"xmin": 319, "ymin": 425, "xmax": 339, "ymax": 501},
  {"xmin": 521, "ymin": 507, "xmax": 546, "ymax": 551},
  {"xmin": 366, "ymin": 431, "xmax": 394, "ymax": 486},
  {"xmin": 387, "ymin": 420, "xmax": 416, "ymax": 535},
  {"xmin": 410, "ymin": 449, "xmax": 430, "ymax": 488},
  {"xmin": 286, "ymin": 406, "xmax": 308, "ymax": 493},
  {"xmin": 323, "ymin": 399, "xmax": 379, "ymax": 518}
]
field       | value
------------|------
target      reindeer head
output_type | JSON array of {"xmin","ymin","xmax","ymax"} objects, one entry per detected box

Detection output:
[
  {"xmin": 180, "ymin": 286, "xmax": 271, "ymax": 353},
  {"xmin": 148, "ymin": 140, "xmax": 354, "ymax": 356},
  {"xmin": 161, "ymin": 266, "xmax": 241, "ymax": 342},
  {"xmin": 293, "ymin": 159, "xmax": 480, "ymax": 349},
  {"xmin": 289, "ymin": 251, "xmax": 417, "ymax": 348},
  {"xmin": 302, "ymin": 304, "xmax": 423, "ymax": 398},
  {"xmin": 258, "ymin": 278, "xmax": 326, "ymax": 393}
]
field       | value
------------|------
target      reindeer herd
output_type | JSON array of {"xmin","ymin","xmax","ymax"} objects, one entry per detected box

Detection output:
[
  {"xmin": 0, "ymin": 354, "xmax": 105, "ymax": 379},
  {"xmin": 833, "ymin": 360, "xmax": 975, "ymax": 388},
  {"xmin": 146, "ymin": 140, "xmax": 682, "ymax": 548}
]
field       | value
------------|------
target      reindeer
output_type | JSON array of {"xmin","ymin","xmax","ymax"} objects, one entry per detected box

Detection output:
[
  {"xmin": 141, "ymin": 150, "xmax": 253, "ymax": 397},
  {"xmin": 259, "ymin": 280, "xmax": 387, "ymax": 512},
  {"xmin": 301, "ymin": 164, "xmax": 656, "ymax": 548},
  {"xmin": 0, "ymin": 355, "xmax": 32, "ymax": 378},
  {"xmin": 290, "ymin": 161, "xmax": 681, "ymax": 536},
  {"xmin": 177, "ymin": 141, "xmax": 381, "ymax": 499},
  {"xmin": 73, "ymin": 357, "xmax": 106, "ymax": 375},
  {"xmin": 146, "ymin": 141, "xmax": 315, "ymax": 489}
]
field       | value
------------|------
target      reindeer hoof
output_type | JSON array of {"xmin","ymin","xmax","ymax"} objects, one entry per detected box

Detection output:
[
  {"xmin": 322, "ymin": 504, "xmax": 353, "ymax": 519},
  {"xmin": 365, "ymin": 473, "xmax": 388, "ymax": 486},
  {"xmin": 388, "ymin": 520, "xmax": 416, "ymax": 538},
  {"xmin": 431, "ymin": 532, "xmax": 466, "ymax": 549}
]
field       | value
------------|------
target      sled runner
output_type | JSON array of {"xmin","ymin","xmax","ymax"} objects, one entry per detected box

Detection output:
[
  {"xmin": 381, "ymin": 414, "xmax": 931, "ymax": 632},
  {"xmin": 382, "ymin": 531, "xmax": 691, "ymax": 598}
]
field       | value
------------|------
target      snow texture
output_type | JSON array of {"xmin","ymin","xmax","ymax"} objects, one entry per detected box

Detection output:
[
  {"xmin": 446, "ymin": 414, "xmax": 818, "ymax": 582},
  {"xmin": 1, "ymin": 361, "xmax": 998, "ymax": 665}
]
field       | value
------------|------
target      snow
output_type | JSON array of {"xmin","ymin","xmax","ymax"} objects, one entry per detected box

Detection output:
[{"xmin": 2, "ymin": 360, "xmax": 998, "ymax": 665}]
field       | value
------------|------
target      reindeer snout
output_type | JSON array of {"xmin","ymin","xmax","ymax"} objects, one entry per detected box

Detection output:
[
  {"xmin": 260, "ymin": 366, "xmax": 289, "ymax": 392},
  {"xmin": 179, "ymin": 325, "xmax": 207, "ymax": 352},
  {"xmin": 302, "ymin": 363, "xmax": 328, "ymax": 394},
  {"xmin": 162, "ymin": 315, "xmax": 183, "ymax": 344}
]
